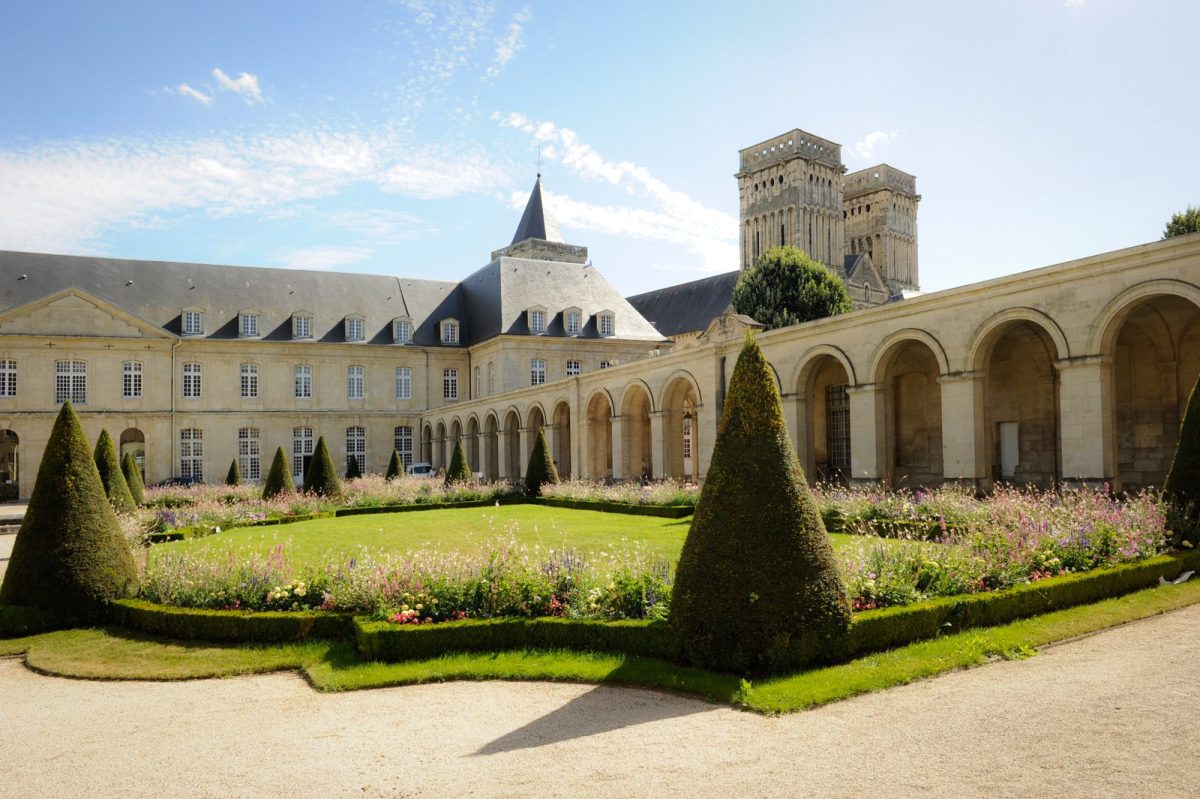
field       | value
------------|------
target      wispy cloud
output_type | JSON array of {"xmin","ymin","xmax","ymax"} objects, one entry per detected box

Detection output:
[
  {"xmin": 212, "ymin": 68, "xmax": 264, "ymax": 103},
  {"xmin": 1065, "ymin": 0, "xmax": 1086, "ymax": 7},
  {"xmin": 273, "ymin": 244, "xmax": 375, "ymax": 270},
  {"xmin": 486, "ymin": 6, "xmax": 531, "ymax": 78},
  {"xmin": 173, "ymin": 84, "xmax": 213, "ymax": 106},
  {"xmin": 497, "ymin": 112, "xmax": 738, "ymax": 272},
  {"xmin": 853, "ymin": 130, "xmax": 897, "ymax": 159}
]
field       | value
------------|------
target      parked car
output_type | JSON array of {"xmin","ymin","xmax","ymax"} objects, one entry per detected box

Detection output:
[{"xmin": 405, "ymin": 462, "xmax": 436, "ymax": 478}]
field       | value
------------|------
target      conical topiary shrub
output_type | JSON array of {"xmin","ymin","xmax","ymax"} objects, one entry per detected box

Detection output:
[
  {"xmin": 93, "ymin": 428, "xmax": 136, "ymax": 514},
  {"xmin": 225, "ymin": 458, "xmax": 242, "ymax": 486},
  {"xmin": 386, "ymin": 450, "xmax": 403, "ymax": 481},
  {"xmin": 261, "ymin": 447, "xmax": 294, "ymax": 500},
  {"xmin": 345, "ymin": 454, "xmax": 363, "ymax": 480},
  {"xmin": 121, "ymin": 452, "xmax": 145, "ymax": 506},
  {"xmin": 671, "ymin": 334, "xmax": 851, "ymax": 674},
  {"xmin": 0, "ymin": 402, "xmax": 139, "ymax": 620},
  {"xmin": 1165, "ymin": 373, "xmax": 1200, "ymax": 545},
  {"xmin": 524, "ymin": 427, "xmax": 559, "ymax": 497},
  {"xmin": 445, "ymin": 440, "xmax": 472, "ymax": 485},
  {"xmin": 303, "ymin": 436, "xmax": 342, "ymax": 499}
]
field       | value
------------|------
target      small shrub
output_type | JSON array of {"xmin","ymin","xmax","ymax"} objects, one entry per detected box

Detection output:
[
  {"xmin": 303, "ymin": 436, "xmax": 342, "ymax": 499},
  {"xmin": 444, "ymin": 440, "xmax": 471, "ymax": 485},
  {"xmin": 121, "ymin": 452, "xmax": 145, "ymax": 506},
  {"xmin": 93, "ymin": 429, "xmax": 136, "ymax": 514},
  {"xmin": 386, "ymin": 450, "xmax": 403, "ymax": 481},
  {"xmin": 225, "ymin": 458, "xmax": 242, "ymax": 487},
  {"xmin": 261, "ymin": 447, "xmax": 294, "ymax": 500},
  {"xmin": 345, "ymin": 455, "xmax": 362, "ymax": 480},
  {"xmin": 524, "ymin": 427, "xmax": 559, "ymax": 498}
]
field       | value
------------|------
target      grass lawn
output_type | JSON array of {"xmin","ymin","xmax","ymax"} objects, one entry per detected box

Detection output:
[{"xmin": 150, "ymin": 504, "xmax": 921, "ymax": 568}]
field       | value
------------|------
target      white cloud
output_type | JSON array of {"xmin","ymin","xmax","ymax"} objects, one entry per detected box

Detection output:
[
  {"xmin": 486, "ymin": 6, "xmax": 531, "ymax": 78},
  {"xmin": 273, "ymin": 245, "xmax": 375, "ymax": 270},
  {"xmin": 1065, "ymin": 0, "xmax": 1086, "ymax": 7},
  {"xmin": 174, "ymin": 84, "xmax": 213, "ymax": 106},
  {"xmin": 853, "ymin": 130, "xmax": 897, "ymax": 160},
  {"xmin": 212, "ymin": 68, "xmax": 264, "ymax": 103}
]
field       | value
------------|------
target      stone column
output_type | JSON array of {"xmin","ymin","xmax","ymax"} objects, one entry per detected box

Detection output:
[
  {"xmin": 496, "ymin": 430, "xmax": 510, "ymax": 480},
  {"xmin": 479, "ymin": 432, "xmax": 493, "ymax": 480},
  {"xmin": 938, "ymin": 371, "xmax": 985, "ymax": 487},
  {"xmin": 1057, "ymin": 356, "xmax": 1114, "ymax": 487},
  {"xmin": 518, "ymin": 427, "xmax": 532, "ymax": 478},
  {"xmin": 847, "ymin": 384, "xmax": 884, "ymax": 485},
  {"xmin": 780, "ymin": 393, "xmax": 806, "ymax": 469},
  {"xmin": 649, "ymin": 410, "xmax": 668, "ymax": 479},
  {"xmin": 610, "ymin": 415, "xmax": 625, "ymax": 480}
]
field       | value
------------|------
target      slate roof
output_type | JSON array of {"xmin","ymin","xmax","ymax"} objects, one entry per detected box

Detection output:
[
  {"xmin": 510, "ymin": 176, "xmax": 562, "ymax": 244},
  {"xmin": 626, "ymin": 271, "xmax": 741, "ymax": 337}
]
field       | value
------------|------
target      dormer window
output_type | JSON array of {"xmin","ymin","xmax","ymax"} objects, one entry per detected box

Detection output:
[
  {"xmin": 182, "ymin": 310, "xmax": 204, "ymax": 336},
  {"xmin": 345, "ymin": 316, "xmax": 364, "ymax": 342},
  {"xmin": 528, "ymin": 306, "xmax": 547, "ymax": 334},
  {"xmin": 564, "ymin": 307, "xmax": 582, "ymax": 336},
  {"xmin": 292, "ymin": 313, "xmax": 313, "ymax": 340},
  {"xmin": 597, "ymin": 311, "xmax": 615, "ymax": 337},
  {"xmin": 392, "ymin": 318, "xmax": 412, "ymax": 344},
  {"xmin": 441, "ymin": 318, "xmax": 459, "ymax": 345},
  {"xmin": 238, "ymin": 311, "xmax": 259, "ymax": 338}
]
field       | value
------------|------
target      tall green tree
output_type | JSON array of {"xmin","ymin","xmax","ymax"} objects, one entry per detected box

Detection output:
[
  {"xmin": 1163, "ymin": 206, "xmax": 1200, "ymax": 239},
  {"xmin": 1164, "ymin": 373, "xmax": 1200, "ymax": 545},
  {"xmin": 444, "ymin": 440, "xmax": 472, "ymax": 485},
  {"xmin": 671, "ymin": 333, "xmax": 850, "ymax": 674},
  {"xmin": 731, "ymin": 245, "xmax": 852, "ymax": 330},
  {"xmin": 523, "ymin": 427, "xmax": 559, "ymax": 498},
  {"xmin": 120, "ymin": 452, "xmax": 145, "ymax": 506},
  {"xmin": 1, "ymin": 402, "xmax": 139, "ymax": 620},
  {"xmin": 303, "ymin": 436, "xmax": 342, "ymax": 499},
  {"xmin": 93, "ymin": 429, "xmax": 136, "ymax": 514},
  {"xmin": 261, "ymin": 447, "xmax": 294, "ymax": 500}
]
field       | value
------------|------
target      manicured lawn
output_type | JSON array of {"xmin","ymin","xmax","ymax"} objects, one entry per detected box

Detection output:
[{"xmin": 150, "ymin": 504, "xmax": 919, "ymax": 568}]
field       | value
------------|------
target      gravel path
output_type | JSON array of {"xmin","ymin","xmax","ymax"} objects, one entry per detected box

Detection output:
[{"xmin": 2, "ymin": 604, "xmax": 1199, "ymax": 798}]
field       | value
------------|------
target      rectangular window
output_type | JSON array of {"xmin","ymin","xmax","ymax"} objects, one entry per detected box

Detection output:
[
  {"xmin": 240, "ymin": 363, "xmax": 258, "ymax": 399},
  {"xmin": 394, "ymin": 367, "xmax": 412, "ymax": 400},
  {"xmin": 0, "ymin": 359, "xmax": 15, "ymax": 398},
  {"xmin": 566, "ymin": 311, "xmax": 581, "ymax": 335},
  {"xmin": 530, "ymin": 358, "xmax": 546, "ymax": 386},
  {"xmin": 488, "ymin": 362, "xmax": 495, "ymax": 395},
  {"xmin": 346, "ymin": 317, "xmax": 364, "ymax": 342},
  {"xmin": 600, "ymin": 361, "xmax": 612, "ymax": 370},
  {"xmin": 598, "ymin": 314, "xmax": 614, "ymax": 337},
  {"xmin": 292, "ymin": 427, "xmax": 314, "ymax": 481},
  {"xmin": 182, "ymin": 362, "xmax": 202, "ymax": 399},
  {"xmin": 565, "ymin": 359, "xmax": 581, "ymax": 377},
  {"xmin": 183, "ymin": 311, "xmax": 203, "ymax": 336},
  {"xmin": 346, "ymin": 426, "xmax": 366, "ymax": 475},
  {"xmin": 55, "ymin": 360, "xmax": 86, "ymax": 404},
  {"xmin": 293, "ymin": 315, "xmax": 312, "ymax": 339},
  {"xmin": 825, "ymin": 384, "xmax": 851, "ymax": 474},
  {"xmin": 473, "ymin": 365, "xmax": 480, "ymax": 398},
  {"xmin": 443, "ymin": 368, "xmax": 458, "ymax": 400},
  {"xmin": 180, "ymin": 428, "xmax": 203, "ymax": 481},
  {"xmin": 530, "ymin": 310, "xmax": 546, "ymax": 333},
  {"xmin": 238, "ymin": 427, "xmax": 261, "ymax": 481},
  {"xmin": 441, "ymin": 321, "xmax": 458, "ymax": 344},
  {"xmin": 347, "ymin": 365, "xmax": 364, "ymax": 399},
  {"xmin": 294, "ymin": 364, "xmax": 312, "ymax": 399},
  {"xmin": 394, "ymin": 426, "xmax": 413, "ymax": 467},
  {"xmin": 239, "ymin": 313, "xmax": 258, "ymax": 338},
  {"xmin": 122, "ymin": 361, "xmax": 142, "ymax": 398},
  {"xmin": 393, "ymin": 320, "xmax": 412, "ymax": 343}
]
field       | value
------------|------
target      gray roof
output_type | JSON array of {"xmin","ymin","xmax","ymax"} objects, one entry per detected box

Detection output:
[
  {"xmin": 0, "ymin": 250, "xmax": 466, "ymax": 346},
  {"xmin": 510, "ymin": 176, "xmax": 562, "ymax": 244},
  {"xmin": 626, "ymin": 271, "xmax": 741, "ymax": 337},
  {"xmin": 843, "ymin": 254, "xmax": 887, "ymax": 291}
]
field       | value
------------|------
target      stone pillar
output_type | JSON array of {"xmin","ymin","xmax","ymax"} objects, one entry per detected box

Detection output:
[
  {"xmin": 780, "ymin": 393, "xmax": 806, "ymax": 468},
  {"xmin": 847, "ymin": 384, "xmax": 884, "ymax": 485},
  {"xmin": 938, "ymin": 371, "xmax": 985, "ymax": 487},
  {"xmin": 518, "ymin": 427, "xmax": 532, "ymax": 478},
  {"xmin": 610, "ymin": 415, "xmax": 625, "ymax": 480},
  {"xmin": 496, "ymin": 430, "xmax": 510, "ymax": 480},
  {"xmin": 649, "ymin": 410, "xmax": 668, "ymax": 479},
  {"xmin": 1057, "ymin": 356, "xmax": 1114, "ymax": 487},
  {"xmin": 479, "ymin": 433, "xmax": 493, "ymax": 480}
]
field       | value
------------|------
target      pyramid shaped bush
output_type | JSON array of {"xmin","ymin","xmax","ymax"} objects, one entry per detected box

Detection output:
[
  {"xmin": 121, "ymin": 451, "xmax": 145, "ymax": 506},
  {"xmin": 445, "ymin": 440, "xmax": 472, "ymax": 485},
  {"xmin": 225, "ymin": 458, "xmax": 242, "ymax": 486},
  {"xmin": 345, "ymin": 454, "xmax": 363, "ymax": 480},
  {"xmin": 261, "ymin": 447, "xmax": 294, "ymax": 500},
  {"xmin": 386, "ymin": 450, "xmax": 403, "ymax": 481},
  {"xmin": 671, "ymin": 334, "xmax": 850, "ymax": 674},
  {"xmin": 93, "ymin": 428, "xmax": 137, "ymax": 514},
  {"xmin": 303, "ymin": 435, "xmax": 342, "ymax": 499},
  {"xmin": 1, "ymin": 402, "xmax": 139, "ymax": 620},
  {"xmin": 524, "ymin": 428, "xmax": 559, "ymax": 497},
  {"xmin": 1165, "ymin": 373, "xmax": 1200, "ymax": 545}
]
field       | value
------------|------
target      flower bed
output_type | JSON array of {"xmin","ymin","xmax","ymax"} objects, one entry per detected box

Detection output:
[{"xmin": 540, "ymin": 479, "xmax": 700, "ymax": 508}]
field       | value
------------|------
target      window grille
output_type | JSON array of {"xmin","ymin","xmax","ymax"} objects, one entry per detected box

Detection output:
[
  {"xmin": 238, "ymin": 427, "xmax": 261, "ymax": 480},
  {"xmin": 825, "ymin": 384, "xmax": 851, "ymax": 473}
]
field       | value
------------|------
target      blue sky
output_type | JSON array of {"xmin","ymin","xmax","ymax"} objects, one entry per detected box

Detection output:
[{"xmin": 1, "ymin": 0, "xmax": 1195, "ymax": 296}]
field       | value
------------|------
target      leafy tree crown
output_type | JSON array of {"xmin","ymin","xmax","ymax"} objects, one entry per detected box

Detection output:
[{"xmin": 731, "ymin": 245, "xmax": 852, "ymax": 330}]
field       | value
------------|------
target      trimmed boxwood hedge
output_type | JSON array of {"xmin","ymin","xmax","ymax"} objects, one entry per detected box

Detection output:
[
  {"xmin": 334, "ymin": 498, "xmax": 521, "ymax": 517},
  {"xmin": 111, "ymin": 599, "xmax": 354, "ymax": 642},
  {"xmin": 0, "ymin": 604, "xmax": 69, "ymax": 638},
  {"xmin": 532, "ymin": 497, "xmax": 694, "ymax": 518}
]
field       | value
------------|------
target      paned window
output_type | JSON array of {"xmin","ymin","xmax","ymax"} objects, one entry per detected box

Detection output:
[
  {"xmin": 395, "ymin": 367, "xmax": 412, "ymax": 400},
  {"xmin": 182, "ymin": 362, "xmax": 202, "ymax": 398},
  {"xmin": 566, "ymin": 310, "xmax": 581, "ymax": 335},
  {"xmin": 487, "ymin": 362, "xmax": 495, "ymax": 395},
  {"xmin": 345, "ymin": 317, "xmax": 364, "ymax": 342},
  {"xmin": 240, "ymin": 363, "xmax": 258, "ymax": 399},
  {"xmin": 122, "ymin": 361, "xmax": 142, "ymax": 399},
  {"xmin": 393, "ymin": 320, "xmax": 412, "ymax": 343},
  {"xmin": 599, "ymin": 361, "xmax": 613, "ymax": 370},
  {"xmin": 565, "ymin": 359, "xmax": 581, "ymax": 377},
  {"xmin": 179, "ymin": 428, "xmax": 203, "ymax": 481},
  {"xmin": 55, "ymin": 360, "xmax": 86, "ymax": 404},
  {"xmin": 443, "ymin": 368, "xmax": 458, "ymax": 400},
  {"xmin": 598, "ymin": 313, "xmax": 614, "ymax": 337},
  {"xmin": 530, "ymin": 358, "xmax": 546, "ymax": 386},
  {"xmin": 0, "ymin": 359, "xmax": 15, "ymax": 397},
  {"xmin": 183, "ymin": 311, "xmax": 203, "ymax": 336},
  {"xmin": 394, "ymin": 426, "xmax": 414, "ymax": 468},
  {"xmin": 238, "ymin": 427, "xmax": 261, "ymax": 481},
  {"xmin": 293, "ymin": 315, "xmax": 312, "ymax": 339},
  {"xmin": 294, "ymin": 364, "xmax": 312, "ymax": 399},
  {"xmin": 441, "ymin": 320, "xmax": 459, "ymax": 344},
  {"xmin": 239, "ymin": 313, "xmax": 258, "ymax": 338},
  {"xmin": 474, "ymin": 365, "xmax": 480, "ymax": 397},
  {"xmin": 347, "ymin": 365, "xmax": 364, "ymax": 399},
  {"xmin": 825, "ymin": 384, "xmax": 851, "ymax": 474},
  {"xmin": 530, "ymin": 309, "xmax": 546, "ymax": 333},
  {"xmin": 346, "ymin": 426, "xmax": 366, "ymax": 475},
  {"xmin": 292, "ymin": 427, "xmax": 314, "ymax": 481}
]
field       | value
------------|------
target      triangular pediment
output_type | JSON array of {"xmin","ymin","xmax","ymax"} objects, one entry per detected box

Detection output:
[
  {"xmin": 0, "ymin": 287, "xmax": 173, "ymax": 339},
  {"xmin": 698, "ymin": 309, "xmax": 764, "ymax": 342}
]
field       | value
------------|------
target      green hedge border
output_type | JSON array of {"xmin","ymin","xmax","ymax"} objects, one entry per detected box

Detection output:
[
  {"xmin": 333, "ymin": 497, "xmax": 521, "ymax": 517},
  {"xmin": 0, "ymin": 604, "xmax": 69, "ymax": 638},
  {"xmin": 109, "ymin": 599, "xmax": 354, "ymax": 642},
  {"xmin": 532, "ymin": 497, "xmax": 694, "ymax": 518}
]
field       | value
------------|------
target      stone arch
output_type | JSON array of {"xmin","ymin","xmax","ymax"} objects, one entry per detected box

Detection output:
[
  {"xmin": 434, "ymin": 421, "xmax": 447, "ymax": 470},
  {"xmin": 465, "ymin": 415, "xmax": 480, "ymax": 474},
  {"xmin": 661, "ymin": 375, "xmax": 701, "ymax": 482},
  {"xmin": 875, "ymin": 337, "xmax": 944, "ymax": 488},
  {"xmin": 618, "ymin": 379, "xmax": 657, "ymax": 414},
  {"xmin": 0, "ymin": 429, "xmax": 18, "ymax": 501},
  {"xmin": 551, "ymin": 400, "xmax": 572, "ymax": 478},
  {"xmin": 502, "ymin": 409, "xmax": 522, "ymax": 480},
  {"xmin": 420, "ymin": 423, "xmax": 433, "ymax": 465},
  {"xmin": 585, "ymin": 391, "xmax": 614, "ymax": 480},
  {"xmin": 869, "ymin": 329, "xmax": 950, "ymax": 385},
  {"xmin": 656, "ymin": 369, "xmax": 703, "ymax": 411},
  {"xmin": 448, "ymin": 418, "xmax": 463, "ymax": 467},
  {"xmin": 620, "ymin": 382, "xmax": 654, "ymax": 480},
  {"xmin": 968, "ymin": 308, "xmax": 1069, "ymax": 373},
  {"xmin": 795, "ymin": 353, "xmax": 853, "ymax": 482},
  {"xmin": 790, "ymin": 344, "xmax": 857, "ymax": 392},
  {"xmin": 1088, "ymin": 279, "xmax": 1200, "ymax": 353},
  {"xmin": 525, "ymin": 402, "xmax": 547, "ymax": 435},
  {"xmin": 483, "ymin": 412, "xmax": 499, "ymax": 480},
  {"xmin": 119, "ymin": 427, "xmax": 146, "ymax": 485}
]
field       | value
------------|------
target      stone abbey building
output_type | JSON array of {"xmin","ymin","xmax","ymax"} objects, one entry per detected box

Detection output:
[{"xmin": 0, "ymin": 126, "xmax": 1197, "ymax": 499}]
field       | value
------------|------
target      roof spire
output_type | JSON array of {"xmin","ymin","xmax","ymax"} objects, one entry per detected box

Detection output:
[{"xmin": 510, "ymin": 173, "xmax": 562, "ymax": 245}]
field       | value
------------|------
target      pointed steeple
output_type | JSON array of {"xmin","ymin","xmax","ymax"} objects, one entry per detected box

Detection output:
[{"xmin": 510, "ymin": 175, "xmax": 563, "ymax": 245}]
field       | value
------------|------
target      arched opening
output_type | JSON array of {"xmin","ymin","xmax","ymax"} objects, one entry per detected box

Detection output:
[
  {"xmin": 420, "ymin": 424, "xmax": 433, "ymax": 465},
  {"xmin": 979, "ymin": 321, "xmax": 1061, "ymax": 487},
  {"xmin": 621, "ymin": 385, "xmax": 654, "ymax": 481},
  {"xmin": 434, "ymin": 421, "xmax": 447, "ymax": 470},
  {"xmin": 0, "ymin": 430, "xmax": 18, "ymax": 502},
  {"xmin": 552, "ymin": 401, "xmax": 572, "ymax": 478},
  {"xmin": 879, "ymin": 340, "xmax": 943, "ymax": 489},
  {"xmin": 1106, "ymin": 294, "xmax": 1200, "ymax": 491},
  {"xmin": 661, "ymin": 377, "xmax": 701, "ymax": 482},
  {"xmin": 465, "ymin": 417, "xmax": 480, "ymax": 475},
  {"xmin": 449, "ymin": 419, "xmax": 463, "ymax": 467},
  {"xmin": 799, "ymin": 356, "xmax": 851, "ymax": 483},
  {"xmin": 503, "ymin": 410, "xmax": 522, "ymax": 480},
  {"xmin": 118, "ymin": 428, "xmax": 145, "ymax": 485},
  {"xmin": 585, "ymin": 393, "xmax": 613, "ymax": 480},
  {"xmin": 483, "ymin": 414, "xmax": 499, "ymax": 480},
  {"xmin": 525, "ymin": 405, "xmax": 546, "ymax": 477}
]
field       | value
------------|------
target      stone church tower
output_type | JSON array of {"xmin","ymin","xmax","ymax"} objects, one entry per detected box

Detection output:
[{"xmin": 736, "ymin": 127, "xmax": 920, "ymax": 304}]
